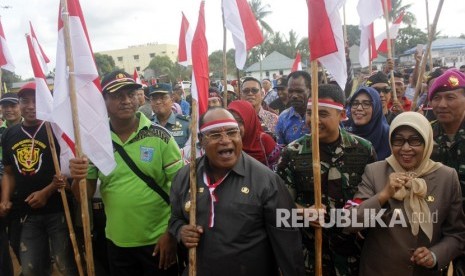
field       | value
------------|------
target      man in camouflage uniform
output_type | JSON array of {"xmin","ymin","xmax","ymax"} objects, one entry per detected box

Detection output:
[
  {"xmin": 277, "ymin": 84, "xmax": 376, "ymax": 275},
  {"xmin": 428, "ymin": 69, "xmax": 465, "ymax": 274}
]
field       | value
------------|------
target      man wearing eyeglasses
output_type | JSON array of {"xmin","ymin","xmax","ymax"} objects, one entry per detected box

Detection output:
[
  {"xmin": 69, "ymin": 70, "xmax": 183, "ymax": 275},
  {"xmin": 240, "ymin": 77, "xmax": 278, "ymax": 134},
  {"xmin": 365, "ymin": 71, "xmax": 400, "ymax": 124},
  {"xmin": 151, "ymin": 83, "xmax": 191, "ymax": 149},
  {"xmin": 169, "ymin": 107, "xmax": 305, "ymax": 275},
  {"xmin": 428, "ymin": 69, "xmax": 465, "ymax": 275}
]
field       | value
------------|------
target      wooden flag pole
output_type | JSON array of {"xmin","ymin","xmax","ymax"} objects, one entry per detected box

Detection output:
[
  {"xmin": 382, "ymin": 0, "xmax": 398, "ymax": 103},
  {"xmin": 368, "ymin": 39, "xmax": 373, "ymax": 75},
  {"xmin": 343, "ymin": 4, "xmax": 347, "ymax": 44},
  {"xmin": 188, "ymin": 100, "xmax": 198, "ymax": 276},
  {"xmin": 425, "ymin": 0, "xmax": 434, "ymax": 70},
  {"xmin": 310, "ymin": 60, "xmax": 322, "ymax": 276},
  {"xmin": 60, "ymin": 1, "xmax": 95, "ymax": 275},
  {"xmin": 221, "ymin": 3, "xmax": 228, "ymax": 108},
  {"xmin": 45, "ymin": 122, "xmax": 84, "ymax": 276},
  {"xmin": 412, "ymin": 0, "xmax": 444, "ymax": 110}
]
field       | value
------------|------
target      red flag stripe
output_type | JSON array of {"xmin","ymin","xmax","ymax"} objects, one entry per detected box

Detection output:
[
  {"xmin": 178, "ymin": 13, "xmax": 189, "ymax": 63},
  {"xmin": 191, "ymin": 1, "xmax": 209, "ymax": 115},
  {"xmin": 308, "ymin": 0, "xmax": 338, "ymax": 60},
  {"xmin": 235, "ymin": 0, "xmax": 264, "ymax": 50}
]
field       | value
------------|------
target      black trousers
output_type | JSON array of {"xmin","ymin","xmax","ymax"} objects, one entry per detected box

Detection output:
[
  {"xmin": 0, "ymin": 218, "xmax": 13, "ymax": 276},
  {"xmin": 106, "ymin": 239, "xmax": 178, "ymax": 276}
]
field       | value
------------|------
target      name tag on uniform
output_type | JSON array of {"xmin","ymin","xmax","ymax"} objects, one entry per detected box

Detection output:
[{"xmin": 171, "ymin": 131, "xmax": 184, "ymax": 136}]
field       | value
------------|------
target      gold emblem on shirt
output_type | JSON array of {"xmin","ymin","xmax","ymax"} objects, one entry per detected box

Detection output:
[
  {"xmin": 184, "ymin": 200, "xmax": 191, "ymax": 212},
  {"xmin": 241, "ymin": 187, "xmax": 249, "ymax": 194},
  {"xmin": 426, "ymin": 195, "xmax": 435, "ymax": 202}
]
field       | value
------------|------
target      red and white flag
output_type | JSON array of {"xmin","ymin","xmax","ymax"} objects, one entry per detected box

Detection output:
[
  {"xmin": 133, "ymin": 67, "xmax": 142, "ymax": 84},
  {"xmin": 222, "ymin": 0, "xmax": 264, "ymax": 70},
  {"xmin": 27, "ymin": 23, "xmax": 76, "ymax": 175},
  {"xmin": 53, "ymin": 0, "xmax": 115, "ymax": 175},
  {"xmin": 359, "ymin": 23, "xmax": 378, "ymax": 68},
  {"xmin": 27, "ymin": 22, "xmax": 52, "ymax": 121},
  {"xmin": 308, "ymin": 0, "xmax": 347, "ymax": 89},
  {"xmin": 291, "ymin": 51, "xmax": 302, "ymax": 72},
  {"xmin": 178, "ymin": 12, "xmax": 194, "ymax": 66},
  {"xmin": 376, "ymin": 11, "xmax": 404, "ymax": 53},
  {"xmin": 0, "ymin": 18, "xmax": 15, "ymax": 72},
  {"xmin": 191, "ymin": 1, "xmax": 209, "ymax": 116}
]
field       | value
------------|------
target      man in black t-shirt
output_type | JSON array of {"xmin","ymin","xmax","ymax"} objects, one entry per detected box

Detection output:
[{"xmin": 0, "ymin": 82, "xmax": 77, "ymax": 276}]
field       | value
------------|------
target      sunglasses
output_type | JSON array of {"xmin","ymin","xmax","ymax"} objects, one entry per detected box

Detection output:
[
  {"xmin": 241, "ymin": 88, "xmax": 260, "ymax": 94},
  {"xmin": 373, "ymin": 87, "xmax": 391, "ymax": 94}
]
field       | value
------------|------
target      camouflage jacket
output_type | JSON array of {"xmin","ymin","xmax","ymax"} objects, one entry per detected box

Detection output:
[
  {"xmin": 431, "ymin": 119, "xmax": 465, "ymax": 203},
  {"xmin": 277, "ymin": 128, "xmax": 376, "ymax": 276}
]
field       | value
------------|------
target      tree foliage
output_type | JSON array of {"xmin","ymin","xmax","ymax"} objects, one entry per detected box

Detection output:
[
  {"xmin": 94, "ymin": 53, "xmax": 118, "ymax": 76},
  {"xmin": 147, "ymin": 55, "xmax": 191, "ymax": 84},
  {"xmin": 395, "ymin": 26, "xmax": 428, "ymax": 54},
  {"xmin": 2, "ymin": 70, "xmax": 22, "ymax": 90},
  {"xmin": 209, "ymin": 49, "xmax": 236, "ymax": 79}
]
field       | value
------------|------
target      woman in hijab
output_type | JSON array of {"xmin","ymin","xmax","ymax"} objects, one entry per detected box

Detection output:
[
  {"xmin": 346, "ymin": 112, "xmax": 465, "ymax": 275},
  {"xmin": 345, "ymin": 87, "xmax": 390, "ymax": 159},
  {"xmin": 228, "ymin": 100, "xmax": 280, "ymax": 169}
]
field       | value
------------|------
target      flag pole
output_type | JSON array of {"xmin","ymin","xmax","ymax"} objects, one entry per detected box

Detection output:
[
  {"xmin": 188, "ymin": 100, "xmax": 198, "ymax": 276},
  {"xmin": 425, "ymin": 0, "xmax": 434, "ymax": 70},
  {"xmin": 382, "ymin": 0, "xmax": 398, "ymax": 103},
  {"xmin": 310, "ymin": 60, "xmax": 322, "ymax": 276},
  {"xmin": 45, "ymin": 122, "xmax": 85, "ymax": 276},
  {"xmin": 221, "ymin": 2, "xmax": 228, "ymax": 108},
  {"xmin": 368, "ymin": 39, "xmax": 373, "ymax": 75},
  {"xmin": 343, "ymin": 4, "xmax": 347, "ymax": 44},
  {"xmin": 412, "ymin": 0, "xmax": 444, "ymax": 110},
  {"xmin": 0, "ymin": 70, "xmax": 3, "ymax": 96},
  {"xmin": 60, "ymin": 0, "xmax": 95, "ymax": 275}
]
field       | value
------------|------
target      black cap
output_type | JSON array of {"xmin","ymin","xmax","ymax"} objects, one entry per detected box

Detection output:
[
  {"xmin": 274, "ymin": 76, "xmax": 288, "ymax": 89},
  {"xmin": 366, "ymin": 71, "xmax": 390, "ymax": 86},
  {"xmin": 149, "ymin": 83, "xmax": 173, "ymax": 96},
  {"xmin": 0, "ymin": 92, "xmax": 19, "ymax": 105},
  {"xmin": 101, "ymin": 70, "xmax": 142, "ymax": 94}
]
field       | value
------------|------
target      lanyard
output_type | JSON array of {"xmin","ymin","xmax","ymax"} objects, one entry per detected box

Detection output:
[
  {"xmin": 203, "ymin": 171, "xmax": 230, "ymax": 228},
  {"xmin": 20, "ymin": 121, "xmax": 45, "ymax": 164}
]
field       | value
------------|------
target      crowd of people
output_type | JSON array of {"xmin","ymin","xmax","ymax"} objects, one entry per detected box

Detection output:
[{"xmin": 0, "ymin": 58, "xmax": 464, "ymax": 276}]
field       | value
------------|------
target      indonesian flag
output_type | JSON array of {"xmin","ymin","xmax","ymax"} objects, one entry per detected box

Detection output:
[
  {"xmin": 178, "ymin": 12, "xmax": 193, "ymax": 66},
  {"xmin": 376, "ymin": 11, "xmax": 404, "ymax": 53},
  {"xmin": 291, "ymin": 51, "xmax": 302, "ymax": 72},
  {"xmin": 308, "ymin": 0, "xmax": 347, "ymax": 89},
  {"xmin": 191, "ymin": 1, "xmax": 209, "ymax": 116},
  {"xmin": 27, "ymin": 22, "xmax": 52, "ymax": 121},
  {"xmin": 222, "ymin": 0, "xmax": 264, "ymax": 70},
  {"xmin": 133, "ymin": 67, "xmax": 142, "ymax": 84},
  {"xmin": 27, "ymin": 23, "xmax": 76, "ymax": 175},
  {"xmin": 0, "ymin": 18, "xmax": 15, "ymax": 72},
  {"xmin": 359, "ymin": 23, "xmax": 378, "ymax": 68},
  {"xmin": 53, "ymin": 0, "xmax": 115, "ymax": 175}
]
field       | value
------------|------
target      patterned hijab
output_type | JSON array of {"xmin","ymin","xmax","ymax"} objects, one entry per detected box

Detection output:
[
  {"xmin": 228, "ymin": 100, "xmax": 275, "ymax": 164},
  {"xmin": 386, "ymin": 112, "xmax": 443, "ymax": 241},
  {"xmin": 346, "ymin": 87, "xmax": 390, "ymax": 160}
]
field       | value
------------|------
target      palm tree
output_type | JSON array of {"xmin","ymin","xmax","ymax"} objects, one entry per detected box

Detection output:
[
  {"xmin": 249, "ymin": 0, "xmax": 273, "ymax": 79},
  {"xmin": 390, "ymin": 0, "xmax": 416, "ymax": 26}
]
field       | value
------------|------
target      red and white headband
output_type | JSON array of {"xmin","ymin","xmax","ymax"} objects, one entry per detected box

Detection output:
[
  {"xmin": 200, "ymin": 119, "xmax": 239, "ymax": 133},
  {"xmin": 307, "ymin": 99, "xmax": 344, "ymax": 110}
]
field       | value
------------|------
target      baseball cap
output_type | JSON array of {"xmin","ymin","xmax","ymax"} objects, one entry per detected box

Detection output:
[
  {"xmin": 0, "ymin": 92, "xmax": 19, "ymax": 105},
  {"xmin": 17, "ymin": 82, "xmax": 36, "ymax": 97},
  {"xmin": 274, "ymin": 76, "xmax": 288, "ymax": 89},
  {"xmin": 101, "ymin": 70, "xmax": 142, "ymax": 94}
]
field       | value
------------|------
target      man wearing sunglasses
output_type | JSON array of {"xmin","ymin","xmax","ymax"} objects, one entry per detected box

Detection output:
[
  {"xmin": 169, "ymin": 107, "xmax": 304, "ymax": 275},
  {"xmin": 240, "ymin": 77, "xmax": 278, "ymax": 134},
  {"xmin": 365, "ymin": 71, "xmax": 400, "ymax": 124}
]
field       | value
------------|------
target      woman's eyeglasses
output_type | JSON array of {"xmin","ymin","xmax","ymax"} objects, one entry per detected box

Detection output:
[
  {"xmin": 351, "ymin": 101, "xmax": 373, "ymax": 109},
  {"xmin": 391, "ymin": 136, "xmax": 424, "ymax": 147}
]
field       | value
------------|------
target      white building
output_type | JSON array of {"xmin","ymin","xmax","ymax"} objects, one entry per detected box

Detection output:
[
  {"xmin": 399, "ymin": 38, "xmax": 465, "ymax": 68},
  {"xmin": 245, "ymin": 51, "xmax": 296, "ymax": 80},
  {"xmin": 97, "ymin": 43, "xmax": 178, "ymax": 74}
]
